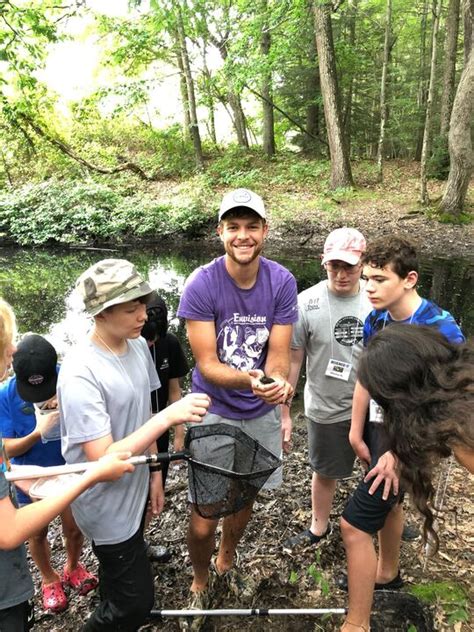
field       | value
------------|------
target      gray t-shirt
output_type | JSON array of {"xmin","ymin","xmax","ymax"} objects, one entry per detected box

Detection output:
[
  {"xmin": 292, "ymin": 280, "xmax": 371, "ymax": 424},
  {"xmin": 0, "ymin": 470, "xmax": 34, "ymax": 609},
  {"xmin": 58, "ymin": 337, "xmax": 160, "ymax": 545}
]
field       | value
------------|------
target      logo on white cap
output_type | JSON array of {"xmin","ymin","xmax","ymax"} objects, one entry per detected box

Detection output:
[{"xmin": 232, "ymin": 190, "xmax": 252, "ymax": 204}]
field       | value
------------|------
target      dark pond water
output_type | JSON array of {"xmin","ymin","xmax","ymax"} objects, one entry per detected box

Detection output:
[{"xmin": 0, "ymin": 245, "xmax": 472, "ymax": 360}]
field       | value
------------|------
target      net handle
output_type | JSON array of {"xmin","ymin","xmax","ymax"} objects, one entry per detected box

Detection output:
[{"xmin": 5, "ymin": 451, "xmax": 190, "ymax": 482}]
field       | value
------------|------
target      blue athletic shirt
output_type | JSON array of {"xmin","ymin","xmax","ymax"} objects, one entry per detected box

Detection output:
[
  {"xmin": 0, "ymin": 376, "xmax": 64, "ymax": 504},
  {"xmin": 363, "ymin": 297, "xmax": 464, "ymax": 458},
  {"xmin": 363, "ymin": 298, "xmax": 465, "ymax": 346}
]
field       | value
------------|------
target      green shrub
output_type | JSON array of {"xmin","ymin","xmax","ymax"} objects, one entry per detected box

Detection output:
[
  {"xmin": 409, "ymin": 582, "xmax": 469, "ymax": 625},
  {"xmin": 0, "ymin": 181, "xmax": 118, "ymax": 245},
  {"xmin": 0, "ymin": 177, "xmax": 215, "ymax": 245},
  {"xmin": 206, "ymin": 146, "xmax": 259, "ymax": 185}
]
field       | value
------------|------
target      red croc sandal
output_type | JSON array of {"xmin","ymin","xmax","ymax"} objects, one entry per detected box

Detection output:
[
  {"xmin": 63, "ymin": 563, "xmax": 98, "ymax": 596},
  {"xmin": 42, "ymin": 581, "xmax": 68, "ymax": 613}
]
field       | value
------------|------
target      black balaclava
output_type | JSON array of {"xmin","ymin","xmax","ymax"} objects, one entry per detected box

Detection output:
[{"xmin": 141, "ymin": 291, "xmax": 168, "ymax": 342}]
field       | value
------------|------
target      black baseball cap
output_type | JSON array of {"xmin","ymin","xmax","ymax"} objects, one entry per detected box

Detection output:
[{"xmin": 13, "ymin": 334, "xmax": 58, "ymax": 403}]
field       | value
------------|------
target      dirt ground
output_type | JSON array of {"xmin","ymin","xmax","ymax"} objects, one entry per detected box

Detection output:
[
  {"xmin": 29, "ymin": 411, "xmax": 472, "ymax": 632},
  {"xmin": 244, "ymin": 161, "xmax": 474, "ymax": 260}
]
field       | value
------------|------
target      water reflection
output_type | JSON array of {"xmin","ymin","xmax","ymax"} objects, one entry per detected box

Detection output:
[{"xmin": 0, "ymin": 247, "xmax": 472, "ymax": 355}]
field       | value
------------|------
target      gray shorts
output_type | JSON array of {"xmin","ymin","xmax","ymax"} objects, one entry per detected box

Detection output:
[
  {"xmin": 188, "ymin": 409, "xmax": 283, "ymax": 497},
  {"xmin": 307, "ymin": 417, "xmax": 355, "ymax": 479}
]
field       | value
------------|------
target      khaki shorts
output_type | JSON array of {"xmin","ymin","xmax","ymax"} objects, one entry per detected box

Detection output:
[
  {"xmin": 307, "ymin": 417, "xmax": 355, "ymax": 479},
  {"xmin": 188, "ymin": 409, "xmax": 283, "ymax": 494}
]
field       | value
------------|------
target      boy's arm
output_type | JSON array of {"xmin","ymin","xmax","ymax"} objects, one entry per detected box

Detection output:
[
  {"xmin": 169, "ymin": 378, "xmax": 185, "ymax": 452},
  {"xmin": 280, "ymin": 347, "xmax": 305, "ymax": 453},
  {"xmin": 147, "ymin": 438, "xmax": 164, "ymax": 518},
  {"xmin": 81, "ymin": 393, "xmax": 210, "ymax": 462},
  {"xmin": 4, "ymin": 410, "xmax": 59, "ymax": 458},
  {"xmin": 3, "ymin": 434, "xmax": 41, "ymax": 458},
  {"xmin": 0, "ymin": 453, "xmax": 134, "ymax": 550},
  {"xmin": 349, "ymin": 380, "xmax": 371, "ymax": 467}
]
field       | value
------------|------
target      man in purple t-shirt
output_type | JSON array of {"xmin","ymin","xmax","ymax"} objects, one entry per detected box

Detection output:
[{"xmin": 178, "ymin": 188, "xmax": 298, "ymax": 626}]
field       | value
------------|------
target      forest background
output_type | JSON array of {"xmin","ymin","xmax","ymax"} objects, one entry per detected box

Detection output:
[{"xmin": 0, "ymin": 0, "xmax": 472, "ymax": 248}]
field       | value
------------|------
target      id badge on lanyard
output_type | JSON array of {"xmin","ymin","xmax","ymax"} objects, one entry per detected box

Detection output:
[
  {"xmin": 325, "ymin": 358, "xmax": 352, "ymax": 381},
  {"xmin": 369, "ymin": 399, "xmax": 384, "ymax": 423}
]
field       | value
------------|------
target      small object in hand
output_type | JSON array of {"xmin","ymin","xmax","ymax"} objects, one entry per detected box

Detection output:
[
  {"xmin": 259, "ymin": 376, "xmax": 275, "ymax": 384},
  {"xmin": 29, "ymin": 473, "xmax": 84, "ymax": 500}
]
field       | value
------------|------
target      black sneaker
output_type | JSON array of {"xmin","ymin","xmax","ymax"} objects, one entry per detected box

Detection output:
[
  {"xmin": 336, "ymin": 571, "xmax": 404, "ymax": 592},
  {"xmin": 146, "ymin": 543, "xmax": 172, "ymax": 563},
  {"xmin": 283, "ymin": 525, "xmax": 331, "ymax": 552},
  {"xmin": 401, "ymin": 523, "xmax": 420, "ymax": 542}
]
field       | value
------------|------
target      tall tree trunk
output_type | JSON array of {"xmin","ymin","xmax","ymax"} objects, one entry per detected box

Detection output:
[
  {"xmin": 313, "ymin": 1, "xmax": 354, "ymax": 189},
  {"xmin": 208, "ymin": 18, "xmax": 249, "ymax": 148},
  {"xmin": 218, "ymin": 46, "xmax": 249, "ymax": 147},
  {"xmin": 176, "ymin": 6, "xmax": 204, "ymax": 169},
  {"xmin": 376, "ymin": 0, "xmax": 392, "ymax": 181},
  {"xmin": 343, "ymin": 0, "xmax": 358, "ymax": 156},
  {"xmin": 420, "ymin": 0, "xmax": 442, "ymax": 204},
  {"xmin": 174, "ymin": 31, "xmax": 191, "ymax": 141},
  {"xmin": 260, "ymin": 0, "xmax": 276, "ymax": 157},
  {"xmin": 415, "ymin": 0, "xmax": 429, "ymax": 161},
  {"xmin": 228, "ymin": 92, "xmax": 250, "ymax": 147},
  {"xmin": 304, "ymin": 1, "xmax": 321, "ymax": 155},
  {"xmin": 463, "ymin": 0, "xmax": 474, "ymax": 63},
  {"xmin": 440, "ymin": 0, "xmax": 460, "ymax": 136},
  {"xmin": 201, "ymin": 45, "xmax": 217, "ymax": 146},
  {"xmin": 305, "ymin": 76, "xmax": 321, "ymax": 154},
  {"xmin": 440, "ymin": 20, "xmax": 474, "ymax": 215}
]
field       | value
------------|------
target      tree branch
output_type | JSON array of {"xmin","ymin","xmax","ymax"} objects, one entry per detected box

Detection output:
[
  {"xmin": 19, "ymin": 115, "xmax": 161, "ymax": 180},
  {"xmin": 244, "ymin": 84, "xmax": 329, "ymax": 147}
]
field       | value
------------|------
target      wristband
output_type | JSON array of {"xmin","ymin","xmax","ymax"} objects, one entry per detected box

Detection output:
[{"xmin": 149, "ymin": 464, "xmax": 162, "ymax": 473}]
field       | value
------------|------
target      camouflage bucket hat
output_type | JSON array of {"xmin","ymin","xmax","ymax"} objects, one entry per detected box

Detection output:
[{"xmin": 76, "ymin": 259, "xmax": 152, "ymax": 316}]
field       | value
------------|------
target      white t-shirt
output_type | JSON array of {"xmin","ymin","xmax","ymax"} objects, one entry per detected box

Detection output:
[
  {"xmin": 58, "ymin": 336, "xmax": 160, "ymax": 545},
  {"xmin": 292, "ymin": 280, "xmax": 371, "ymax": 424}
]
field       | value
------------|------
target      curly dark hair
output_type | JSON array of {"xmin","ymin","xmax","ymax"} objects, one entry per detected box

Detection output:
[
  {"xmin": 361, "ymin": 235, "xmax": 418, "ymax": 278},
  {"xmin": 357, "ymin": 324, "xmax": 473, "ymax": 552}
]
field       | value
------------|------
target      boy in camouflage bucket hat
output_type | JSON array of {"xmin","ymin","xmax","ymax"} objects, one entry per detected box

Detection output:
[
  {"xmin": 58, "ymin": 258, "xmax": 210, "ymax": 631},
  {"xmin": 76, "ymin": 259, "xmax": 154, "ymax": 316}
]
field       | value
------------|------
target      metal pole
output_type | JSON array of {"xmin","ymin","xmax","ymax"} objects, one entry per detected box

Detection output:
[
  {"xmin": 149, "ymin": 607, "xmax": 347, "ymax": 618},
  {"xmin": 5, "ymin": 452, "xmax": 187, "ymax": 481}
]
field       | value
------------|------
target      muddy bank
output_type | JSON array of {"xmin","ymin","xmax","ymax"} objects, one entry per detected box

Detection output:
[{"xmin": 267, "ymin": 209, "xmax": 473, "ymax": 259}]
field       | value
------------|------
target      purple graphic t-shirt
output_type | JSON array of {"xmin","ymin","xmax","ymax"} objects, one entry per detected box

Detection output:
[{"xmin": 178, "ymin": 256, "xmax": 298, "ymax": 419}]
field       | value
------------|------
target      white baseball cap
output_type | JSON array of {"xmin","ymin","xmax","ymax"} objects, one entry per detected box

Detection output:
[{"xmin": 218, "ymin": 189, "xmax": 266, "ymax": 221}]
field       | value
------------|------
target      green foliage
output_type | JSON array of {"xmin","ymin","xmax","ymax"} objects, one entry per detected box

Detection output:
[
  {"xmin": 206, "ymin": 146, "xmax": 261, "ymax": 186},
  {"xmin": 0, "ymin": 178, "xmax": 214, "ymax": 246},
  {"xmin": 424, "ymin": 202, "xmax": 473, "ymax": 225},
  {"xmin": 427, "ymin": 136, "xmax": 451, "ymax": 180},
  {"xmin": 409, "ymin": 582, "xmax": 469, "ymax": 625},
  {"xmin": 288, "ymin": 570, "xmax": 298, "ymax": 584},
  {"xmin": 307, "ymin": 550, "xmax": 330, "ymax": 596}
]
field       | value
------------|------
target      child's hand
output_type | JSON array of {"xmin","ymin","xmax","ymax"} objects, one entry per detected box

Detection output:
[
  {"xmin": 35, "ymin": 409, "xmax": 60, "ymax": 439},
  {"xmin": 90, "ymin": 452, "xmax": 135, "ymax": 483},
  {"xmin": 162, "ymin": 393, "xmax": 211, "ymax": 426}
]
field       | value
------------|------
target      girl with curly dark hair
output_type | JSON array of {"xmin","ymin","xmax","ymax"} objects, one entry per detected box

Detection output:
[{"xmin": 358, "ymin": 323, "xmax": 474, "ymax": 551}]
